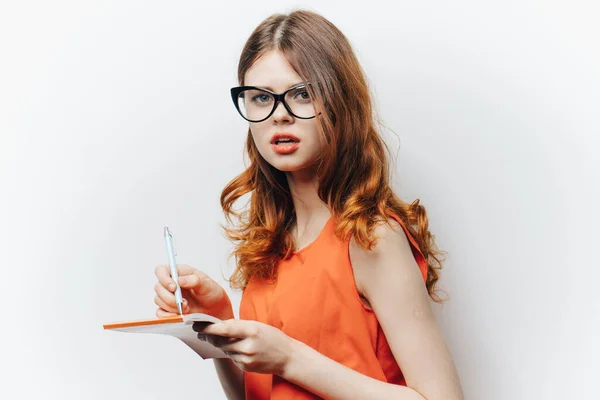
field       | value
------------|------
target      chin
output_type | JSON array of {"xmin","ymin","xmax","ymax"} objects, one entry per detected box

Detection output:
[
  {"xmin": 271, "ymin": 160, "xmax": 306, "ymax": 172},
  {"xmin": 258, "ymin": 145, "xmax": 320, "ymax": 173},
  {"xmin": 270, "ymin": 157, "xmax": 319, "ymax": 174}
]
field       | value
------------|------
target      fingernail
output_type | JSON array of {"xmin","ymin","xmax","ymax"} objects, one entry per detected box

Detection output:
[
  {"xmin": 169, "ymin": 283, "xmax": 175, "ymax": 291},
  {"xmin": 179, "ymin": 277, "xmax": 188, "ymax": 285}
]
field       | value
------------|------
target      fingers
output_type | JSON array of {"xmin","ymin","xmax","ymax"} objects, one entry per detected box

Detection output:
[
  {"xmin": 172, "ymin": 264, "xmax": 197, "ymax": 276},
  {"xmin": 177, "ymin": 273, "xmax": 201, "ymax": 289},
  {"xmin": 197, "ymin": 333, "xmax": 240, "ymax": 348},
  {"xmin": 154, "ymin": 264, "xmax": 221, "ymax": 316},
  {"xmin": 154, "ymin": 281, "xmax": 180, "ymax": 312},
  {"xmin": 154, "ymin": 293, "xmax": 187, "ymax": 314},
  {"xmin": 155, "ymin": 264, "xmax": 212, "ymax": 292},
  {"xmin": 156, "ymin": 307, "xmax": 178, "ymax": 318},
  {"xmin": 197, "ymin": 333, "xmax": 252, "ymax": 359},
  {"xmin": 155, "ymin": 264, "xmax": 195, "ymax": 290},
  {"xmin": 219, "ymin": 337, "xmax": 251, "ymax": 355},
  {"xmin": 199, "ymin": 320, "xmax": 257, "ymax": 339},
  {"xmin": 178, "ymin": 269, "xmax": 215, "ymax": 294},
  {"xmin": 155, "ymin": 265, "xmax": 176, "ymax": 291}
]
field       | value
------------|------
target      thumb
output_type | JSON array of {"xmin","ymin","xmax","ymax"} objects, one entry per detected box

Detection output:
[{"xmin": 178, "ymin": 273, "xmax": 208, "ymax": 289}]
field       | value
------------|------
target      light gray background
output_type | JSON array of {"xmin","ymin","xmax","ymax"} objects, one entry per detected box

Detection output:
[{"xmin": 1, "ymin": 1, "xmax": 598, "ymax": 399}]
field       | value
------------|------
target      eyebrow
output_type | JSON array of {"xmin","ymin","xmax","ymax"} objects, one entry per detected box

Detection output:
[{"xmin": 251, "ymin": 82, "xmax": 306, "ymax": 91}]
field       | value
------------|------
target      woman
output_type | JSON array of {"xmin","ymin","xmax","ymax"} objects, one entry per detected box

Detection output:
[{"xmin": 154, "ymin": 9, "xmax": 464, "ymax": 400}]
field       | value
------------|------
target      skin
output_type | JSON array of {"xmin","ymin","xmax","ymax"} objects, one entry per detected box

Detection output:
[
  {"xmin": 243, "ymin": 48, "xmax": 331, "ymax": 243},
  {"xmin": 154, "ymin": 49, "xmax": 464, "ymax": 399}
]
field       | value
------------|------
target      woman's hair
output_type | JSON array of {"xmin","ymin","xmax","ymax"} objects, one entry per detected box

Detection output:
[{"xmin": 220, "ymin": 9, "xmax": 447, "ymax": 303}]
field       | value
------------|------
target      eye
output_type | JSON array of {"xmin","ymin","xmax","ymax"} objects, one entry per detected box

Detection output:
[
  {"xmin": 297, "ymin": 90, "xmax": 309, "ymax": 99},
  {"xmin": 252, "ymin": 94, "xmax": 272, "ymax": 104},
  {"xmin": 292, "ymin": 88, "xmax": 311, "ymax": 101}
]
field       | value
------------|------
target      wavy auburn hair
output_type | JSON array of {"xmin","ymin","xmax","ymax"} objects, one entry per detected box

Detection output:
[{"xmin": 220, "ymin": 9, "xmax": 447, "ymax": 303}]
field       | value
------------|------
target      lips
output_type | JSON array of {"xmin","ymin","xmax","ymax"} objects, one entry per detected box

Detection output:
[{"xmin": 270, "ymin": 133, "xmax": 300, "ymax": 145}]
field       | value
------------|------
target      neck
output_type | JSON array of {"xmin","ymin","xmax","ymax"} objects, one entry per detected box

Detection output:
[{"xmin": 285, "ymin": 167, "xmax": 331, "ymax": 237}]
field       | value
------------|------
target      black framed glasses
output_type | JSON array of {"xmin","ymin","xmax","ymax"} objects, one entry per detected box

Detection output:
[{"xmin": 230, "ymin": 82, "xmax": 319, "ymax": 123}]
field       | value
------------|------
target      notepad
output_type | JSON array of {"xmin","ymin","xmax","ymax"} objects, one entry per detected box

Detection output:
[{"xmin": 103, "ymin": 313, "xmax": 229, "ymax": 359}]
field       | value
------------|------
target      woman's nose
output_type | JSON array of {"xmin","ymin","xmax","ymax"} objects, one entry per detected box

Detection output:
[{"xmin": 271, "ymin": 101, "xmax": 294, "ymax": 123}]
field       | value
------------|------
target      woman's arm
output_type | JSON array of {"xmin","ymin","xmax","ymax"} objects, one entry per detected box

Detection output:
[
  {"xmin": 190, "ymin": 300, "xmax": 245, "ymax": 400},
  {"xmin": 212, "ymin": 358, "xmax": 245, "ymax": 400},
  {"xmin": 199, "ymin": 308, "xmax": 246, "ymax": 400},
  {"xmin": 204, "ymin": 306, "xmax": 245, "ymax": 400},
  {"xmin": 350, "ymin": 218, "xmax": 464, "ymax": 400},
  {"xmin": 281, "ymin": 340, "xmax": 429, "ymax": 399},
  {"xmin": 279, "ymin": 218, "xmax": 463, "ymax": 399}
]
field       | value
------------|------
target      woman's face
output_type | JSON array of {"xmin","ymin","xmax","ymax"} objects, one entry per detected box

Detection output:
[{"xmin": 243, "ymin": 49, "xmax": 324, "ymax": 174}]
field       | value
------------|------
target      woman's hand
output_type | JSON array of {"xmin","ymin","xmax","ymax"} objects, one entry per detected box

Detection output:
[
  {"xmin": 154, "ymin": 264, "xmax": 234, "ymax": 320},
  {"xmin": 193, "ymin": 319, "xmax": 298, "ymax": 376}
]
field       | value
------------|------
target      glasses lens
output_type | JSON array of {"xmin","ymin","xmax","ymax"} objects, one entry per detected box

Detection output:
[
  {"xmin": 284, "ymin": 85, "xmax": 315, "ymax": 118},
  {"xmin": 237, "ymin": 89, "xmax": 275, "ymax": 121}
]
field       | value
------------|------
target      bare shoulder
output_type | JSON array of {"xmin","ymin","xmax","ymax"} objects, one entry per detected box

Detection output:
[
  {"xmin": 349, "ymin": 216, "xmax": 464, "ymax": 399},
  {"xmin": 349, "ymin": 216, "xmax": 417, "ymax": 297}
]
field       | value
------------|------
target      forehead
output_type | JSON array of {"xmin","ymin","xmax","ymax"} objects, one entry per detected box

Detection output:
[{"xmin": 244, "ymin": 49, "xmax": 304, "ymax": 92}]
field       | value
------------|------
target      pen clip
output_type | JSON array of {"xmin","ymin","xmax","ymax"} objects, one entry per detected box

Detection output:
[{"xmin": 164, "ymin": 226, "xmax": 177, "ymax": 256}]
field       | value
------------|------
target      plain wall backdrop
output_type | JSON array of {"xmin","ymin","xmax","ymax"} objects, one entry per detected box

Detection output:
[{"xmin": 1, "ymin": 1, "xmax": 598, "ymax": 399}]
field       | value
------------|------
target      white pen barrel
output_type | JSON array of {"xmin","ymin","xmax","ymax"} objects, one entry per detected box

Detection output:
[{"xmin": 165, "ymin": 230, "xmax": 183, "ymax": 305}]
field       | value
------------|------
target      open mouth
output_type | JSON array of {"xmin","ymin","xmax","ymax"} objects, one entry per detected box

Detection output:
[
  {"xmin": 274, "ymin": 138, "xmax": 298, "ymax": 145},
  {"xmin": 271, "ymin": 135, "xmax": 300, "ymax": 154}
]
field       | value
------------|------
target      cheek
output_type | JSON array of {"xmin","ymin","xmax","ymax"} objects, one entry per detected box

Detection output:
[
  {"xmin": 306, "ymin": 126, "xmax": 325, "ymax": 153},
  {"xmin": 249, "ymin": 127, "xmax": 268, "ymax": 151}
]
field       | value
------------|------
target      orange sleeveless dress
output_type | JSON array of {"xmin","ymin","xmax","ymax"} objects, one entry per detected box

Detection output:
[{"xmin": 239, "ymin": 212, "xmax": 428, "ymax": 399}]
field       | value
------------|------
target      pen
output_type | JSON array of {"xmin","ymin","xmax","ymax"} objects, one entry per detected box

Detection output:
[{"xmin": 164, "ymin": 226, "xmax": 183, "ymax": 315}]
